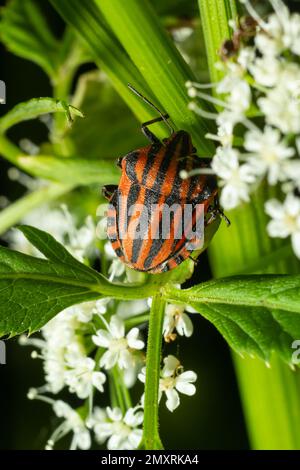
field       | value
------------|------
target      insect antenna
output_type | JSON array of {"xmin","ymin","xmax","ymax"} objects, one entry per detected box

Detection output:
[{"xmin": 128, "ymin": 83, "xmax": 174, "ymax": 135}]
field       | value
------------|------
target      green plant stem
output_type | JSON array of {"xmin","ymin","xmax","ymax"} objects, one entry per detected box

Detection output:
[
  {"xmin": 111, "ymin": 367, "xmax": 127, "ymax": 414},
  {"xmin": 199, "ymin": 0, "xmax": 237, "ymax": 83},
  {"xmin": 209, "ymin": 184, "xmax": 300, "ymax": 449},
  {"xmin": 0, "ymin": 134, "xmax": 20, "ymax": 165},
  {"xmin": 140, "ymin": 292, "xmax": 165, "ymax": 450},
  {"xmin": 125, "ymin": 313, "xmax": 150, "ymax": 330},
  {"xmin": 199, "ymin": 0, "xmax": 300, "ymax": 449},
  {"xmin": 0, "ymin": 183, "xmax": 74, "ymax": 235},
  {"xmin": 52, "ymin": 34, "xmax": 84, "ymax": 155},
  {"xmin": 234, "ymin": 354, "xmax": 300, "ymax": 449}
]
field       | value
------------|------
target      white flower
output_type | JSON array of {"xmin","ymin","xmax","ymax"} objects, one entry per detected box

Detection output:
[
  {"xmin": 26, "ymin": 305, "xmax": 108, "ymax": 397},
  {"xmin": 92, "ymin": 315, "xmax": 144, "ymax": 370},
  {"xmin": 265, "ymin": 194, "xmax": 300, "ymax": 258},
  {"xmin": 160, "ymin": 356, "xmax": 197, "ymax": 412},
  {"xmin": 255, "ymin": 14, "xmax": 285, "ymax": 56},
  {"xmin": 217, "ymin": 72, "xmax": 251, "ymax": 114},
  {"xmin": 123, "ymin": 356, "xmax": 144, "ymax": 388},
  {"xmin": 249, "ymin": 55, "xmax": 281, "ymax": 87},
  {"xmin": 237, "ymin": 46, "xmax": 255, "ymax": 70},
  {"xmin": 41, "ymin": 309, "xmax": 81, "ymax": 393},
  {"xmin": 258, "ymin": 86, "xmax": 300, "ymax": 135},
  {"xmin": 163, "ymin": 304, "xmax": 193, "ymax": 342},
  {"xmin": 287, "ymin": 13, "xmax": 300, "ymax": 55},
  {"xmin": 138, "ymin": 355, "xmax": 197, "ymax": 412},
  {"xmin": 244, "ymin": 126, "xmax": 295, "ymax": 184},
  {"xmin": 61, "ymin": 206, "xmax": 96, "ymax": 261},
  {"xmin": 64, "ymin": 355, "xmax": 106, "ymax": 399},
  {"xmin": 8, "ymin": 205, "xmax": 70, "ymax": 255},
  {"xmin": 281, "ymin": 161, "xmax": 300, "ymax": 192},
  {"xmin": 72, "ymin": 299, "xmax": 110, "ymax": 323},
  {"xmin": 104, "ymin": 242, "xmax": 126, "ymax": 280},
  {"xmin": 49, "ymin": 400, "xmax": 91, "ymax": 450},
  {"xmin": 254, "ymin": 3, "xmax": 300, "ymax": 57},
  {"xmin": 212, "ymin": 147, "xmax": 256, "ymax": 209},
  {"xmin": 278, "ymin": 62, "xmax": 300, "ymax": 95},
  {"xmin": 93, "ymin": 406, "xmax": 143, "ymax": 450}
]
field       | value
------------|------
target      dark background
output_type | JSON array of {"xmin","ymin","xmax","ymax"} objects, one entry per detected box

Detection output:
[{"xmin": 2, "ymin": 0, "xmax": 297, "ymax": 451}]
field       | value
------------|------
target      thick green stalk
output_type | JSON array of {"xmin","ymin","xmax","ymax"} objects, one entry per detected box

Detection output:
[
  {"xmin": 199, "ymin": 0, "xmax": 300, "ymax": 449},
  {"xmin": 209, "ymin": 185, "xmax": 300, "ymax": 449},
  {"xmin": 199, "ymin": 0, "xmax": 237, "ymax": 82},
  {"xmin": 140, "ymin": 293, "xmax": 165, "ymax": 450},
  {"xmin": 234, "ymin": 354, "xmax": 300, "ymax": 449},
  {"xmin": 95, "ymin": 0, "xmax": 215, "ymax": 156}
]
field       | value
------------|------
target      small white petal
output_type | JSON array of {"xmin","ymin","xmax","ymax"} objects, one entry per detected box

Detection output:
[
  {"xmin": 100, "ymin": 350, "xmax": 118, "ymax": 369},
  {"xmin": 128, "ymin": 429, "xmax": 143, "ymax": 448},
  {"xmin": 267, "ymin": 220, "xmax": 290, "ymax": 238},
  {"xmin": 162, "ymin": 355, "xmax": 180, "ymax": 377},
  {"xmin": 176, "ymin": 313, "xmax": 193, "ymax": 337},
  {"xmin": 265, "ymin": 199, "xmax": 285, "ymax": 219},
  {"xmin": 127, "ymin": 328, "xmax": 145, "ymax": 350},
  {"xmin": 106, "ymin": 407, "xmax": 122, "ymax": 422},
  {"xmin": 175, "ymin": 381, "xmax": 196, "ymax": 396},
  {"xmin": 94, "ymin": 423, "xmax": 113, "ymax": 442},
  {"xmin": 118, "ymin": 349, "xmax": 133, "ymax": 369},
  {"xmin": 107, "ymin": 433, "xmax": 123, "ymax": 450},
  {"xmin": 92, "ymin": 330, "xmax": 112, "ymax": 348},
  {"xmin": 165, "ymin": 389, "xmax": 180, "ymax": 412},
  {"xmin": 110, "ymin": 315, "xmax": 125, "ymax": 339},
  {"xmin": 92, "ymin": 371, "xmax": 106, "ymax": 392},
  {"xmin": 124, "ymin": 408, "xmax": 144, "ymax": 427},
  {"xmin": 77, "ymin": 430, "xmax": 91, "ymax": 450},
  {"xmin": 138, "ymin": 368, "xmax": 146, "ymax": 383},
  {"xmin": 291, "ymin": 231, "xmax": 300, "ymax": 258}
]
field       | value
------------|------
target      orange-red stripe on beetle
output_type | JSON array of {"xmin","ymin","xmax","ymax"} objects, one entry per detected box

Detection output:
[{"xmin": 102, "ymin": 86, "xmax": 229, "ymax": 274}]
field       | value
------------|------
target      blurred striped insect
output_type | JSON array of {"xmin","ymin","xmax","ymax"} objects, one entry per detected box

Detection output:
[{"xmin": 102, "ymin": 85, "xmax": 228, "ymax": 274}]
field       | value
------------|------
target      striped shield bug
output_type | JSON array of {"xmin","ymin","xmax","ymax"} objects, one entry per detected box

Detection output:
[{"xmin": 102, "ymin": 85, "xmax": 229, "ymax": 274}]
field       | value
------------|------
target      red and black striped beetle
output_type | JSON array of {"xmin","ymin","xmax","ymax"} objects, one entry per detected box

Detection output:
[{"xmin": 102, "ymin": 85, "xmax": 227, "ymax": 274}]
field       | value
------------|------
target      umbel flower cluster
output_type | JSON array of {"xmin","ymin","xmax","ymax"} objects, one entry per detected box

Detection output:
[
  {"xmin": 13, "ymin": 204, "xmax": 197, "ymax": 450},
  {"xmin": 187, "ymin": 0, "xmax": 300, "ymax": 259}
]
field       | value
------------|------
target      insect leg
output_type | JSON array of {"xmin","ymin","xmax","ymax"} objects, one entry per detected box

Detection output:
[
  {"xmin": 102, "ymin": 185, "xmax": 118, "ymax": 201},
  {"xmin": 207, "ymin": 195, "xmax": 231, "ymax": 226},
  {"xmin": 141, "ymin": 115, "xmax": 169, "ymax": 144}
]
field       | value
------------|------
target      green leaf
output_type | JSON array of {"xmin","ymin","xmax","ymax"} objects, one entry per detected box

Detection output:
[
  {"xmin": 17, "ymin": 154, "xmax": 120, "ymax": 186},
  {"xmin": 49, "ymin": 0, "xmax": 167, "ymax": 138},
  {"xmin": 69, "ymin": 71, "xmax": 145, "ymax": 158},
  {"xmin": 165, "ymin": 275, "xmax": 300, "ymax": 364},
  {"xmin": 0, "ymin": 226, "xmax": 161, "ymax": 336},
  {"xmin": 51, "ymin": 0, "xmax": 215, "ymax": 153},
  {"xmin": 0, "ymin": 0, "xmax": 60, "ymax": 77},
  {"xmin": 0, "ymin": 98, "xmax": 83, "ymax": 133},
  {"xmin": 0, "ymin": 228, "xmax": 103, "ymax": 336},
  {"xmin": 96, "ymin": 0, "xmax": 215, "ymax": 155}
]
